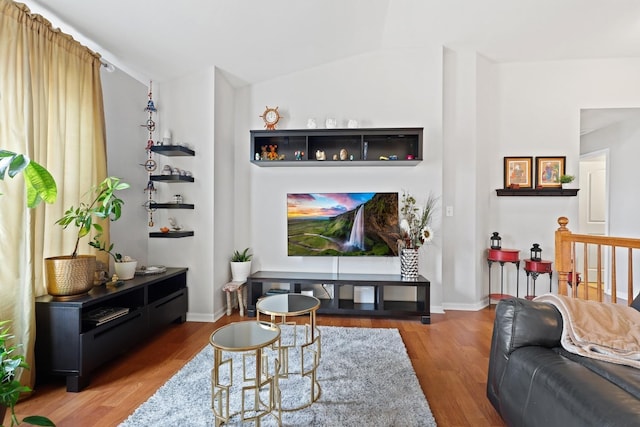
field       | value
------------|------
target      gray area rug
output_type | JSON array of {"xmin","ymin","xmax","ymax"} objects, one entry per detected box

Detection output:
[{"xmin": 119, "ymin": 325, "xmax": 436, "ymax": 426}]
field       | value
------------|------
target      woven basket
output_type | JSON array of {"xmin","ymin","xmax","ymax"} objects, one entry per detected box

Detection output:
[{"xmin": 44, "ymin": 255, "xmax": 96, "ymax": 297}]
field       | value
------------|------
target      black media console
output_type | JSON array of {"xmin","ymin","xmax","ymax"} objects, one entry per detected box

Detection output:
[
  {"xmin": 35, "ymin": 267, "xmax": 188, "ymax": 392},
  {"xmin": 247, "ymin": 271, "xmax": 430, "ymax": 324}
]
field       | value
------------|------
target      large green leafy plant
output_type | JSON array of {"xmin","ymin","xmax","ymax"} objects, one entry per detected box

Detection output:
[
  {"xmin": 0, "ymin": 151, "xmax": 56, "ymax": 425},
  {"xmin": 55, "ymin": 176, "xmax": 129, "ymax": 257},
  {"xmin": 0, "ymin": 322, "xmax": 54, "ymax": 427},
  {"xmin": 0, "ymin": 150, "xmax": 57, "ymax": 207}
]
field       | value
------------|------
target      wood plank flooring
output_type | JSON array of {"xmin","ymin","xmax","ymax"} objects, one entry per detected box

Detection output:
[{"xmin": 9, "ymin": 308, "xmax": 505, "ymax": 427}]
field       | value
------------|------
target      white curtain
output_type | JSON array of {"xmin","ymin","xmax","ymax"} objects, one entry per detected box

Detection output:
[{"xmin": 0, "ymin": 0, "xmax": 108, "ymax": 387}]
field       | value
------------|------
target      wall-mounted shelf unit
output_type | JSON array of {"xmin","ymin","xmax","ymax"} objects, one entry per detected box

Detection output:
[
  {"xmin": 496, "ymin": 188, "xmax": 579, "ymax": 197},
  {"xmin": 149, "ymin": 203, "xmax": 195, "ymax": 210},
  {"xmin": 250, "ymin": 127, "xmax": 423, "ymax": 167},
  {"xmin": 150, "ymin": 175, "xmax": 194, "ymax": 183},
  {"xmin": 149, "ymin": 231, "xmax": 194, "ymax": 238},
  {"xmin": 148, "ymin": 144, "xmax": 195, "ymax": 238},
  {"xmin": 150, "ymin": 145, "xmax": 195, "ymax": 156}
]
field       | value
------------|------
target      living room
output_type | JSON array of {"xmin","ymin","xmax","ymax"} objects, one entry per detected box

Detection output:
[
  {"xmin": 4, "ymin": 1, "xmax": 640, "ymax": 425},
  {"xmin": 97, "ymin": 3, "xmax": 640, "ymax": 318}
]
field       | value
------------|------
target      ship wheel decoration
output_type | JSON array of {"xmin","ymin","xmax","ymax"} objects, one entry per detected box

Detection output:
[{"xmin": 141, "ymin": 82, "xmax": 157, "ymax": 227}]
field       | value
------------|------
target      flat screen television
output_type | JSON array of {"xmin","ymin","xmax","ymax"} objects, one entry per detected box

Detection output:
[{"xmin": 287, "ymin": 192, "xmax": 400, "ymax": 256}]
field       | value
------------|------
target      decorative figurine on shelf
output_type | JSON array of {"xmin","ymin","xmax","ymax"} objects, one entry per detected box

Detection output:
[
  {"xmin": 168, "ymin": 217, "xmax": 182, "ymax": 231},
  {"xmin": 267, "ymin": 145, "xmax": 279, "ymax": 160},
  {"xmin": 339, "ymin": 148, "xmax": 348, "ymax": 160},
  {"xmin": 315, "ymin": 150, "xmax": 326, "ymax": 161},
  {"xmin": 266, "ymin": 144, "xmax": 284, "ymax": 160},
  {"xmin": 294, "ymin": 150, "xmax": 304, "ymax": 160},
  {"xmin": 260, "ymin": 145, "xmax": 268, "ymax": 160}
]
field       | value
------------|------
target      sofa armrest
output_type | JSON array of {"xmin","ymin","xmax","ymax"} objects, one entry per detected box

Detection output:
[
  {"xmin": 495, "ymin": 297, "xmax": 563, "ymax": 353},
  {"xmin": 487, "ymin": 297, "xmax": 563, "ymax": 410}
]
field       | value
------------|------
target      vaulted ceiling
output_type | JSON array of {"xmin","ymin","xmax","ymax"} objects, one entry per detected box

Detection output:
[{"xmin": 25, "ymin": 0, "xmax": 640, "ymax": 86}]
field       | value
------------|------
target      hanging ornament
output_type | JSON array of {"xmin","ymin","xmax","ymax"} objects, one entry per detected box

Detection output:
[{"xmin": 142, "ymin": 81, "xmax": 157, "ymax": 228}]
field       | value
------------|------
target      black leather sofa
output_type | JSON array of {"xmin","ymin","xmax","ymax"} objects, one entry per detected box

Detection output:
[{"xmin": 487, "ymin": 297, "xmax": 640, "ymax": 427}]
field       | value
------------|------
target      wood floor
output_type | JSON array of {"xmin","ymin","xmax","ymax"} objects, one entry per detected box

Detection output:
[{"xmin": 9, "ymin": 308, "xmax": 505, "ymax": 427}]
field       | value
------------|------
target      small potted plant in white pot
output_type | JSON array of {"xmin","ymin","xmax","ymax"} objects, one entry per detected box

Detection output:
[
  {"xmin": 560, "ymin": 174, "xmax": 575, "ymax": 189},
  {"xmin": 88, "ymin": 238, "xmax": 137, "ymax": 280},
  {"xmin": 230, "ymin": 248, "xmax": 252, "ymax": 282}
]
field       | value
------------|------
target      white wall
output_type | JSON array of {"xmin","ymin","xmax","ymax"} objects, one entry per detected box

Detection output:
[
  {"xmin": 238, "ymin": 47, "xmax": 446, "ymax": 312},
  {"xmin": 152, "ymin": 68, "xmax": 217, "ymax": 321},
  {"xmin": 102, "ymin": 50, "xmax": 640, "ymax": 318},
  {"xmin": 213, "ymin": 69, "xmax": 237, "ymax": 318},
  {"xmin": 101, "ymin": 68, "xmax": 150, "ymax": 269},
  {"xmin": 486, "ymin": 58, "xmax": 640, "ymax": 297}
]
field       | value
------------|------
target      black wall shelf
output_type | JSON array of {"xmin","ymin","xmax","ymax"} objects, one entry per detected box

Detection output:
[
  {"xmin": 149, "ymin": 203, "xmax": 195, "ymax": 209},
  {"xmin": 150, "ymin": 175, "xmax": 194, "ymax": 183},
  {"xmin": 496, "ymin": 188, "xmax": 579, "ymax": 197},
  {"xmin": 149, "ymin": 231, "xmax": 194, "ymax": 238},
  {"xmin": 150, "ymin": 145, "xmax": 195, "ymax": 156},
  {"xmin": 250, "ymin": 127, "xmax": 423, "ymax": 167}
]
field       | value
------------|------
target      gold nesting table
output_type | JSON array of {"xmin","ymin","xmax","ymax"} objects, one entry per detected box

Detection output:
[
  {"xmin": 256, "ymin": 293, "xmax": 321, "ymax": 411},
  {"xmin": 209, "ymin": 321, "xmax": 281, "ymax": 426}
]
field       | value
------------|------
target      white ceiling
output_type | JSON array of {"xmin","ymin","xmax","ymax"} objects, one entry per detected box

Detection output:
[{"xmin": 24, "ymin": 0, "xmax": 640, "ymax": 86}]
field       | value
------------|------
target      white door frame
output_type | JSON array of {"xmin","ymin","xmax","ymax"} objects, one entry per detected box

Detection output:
[{"xmin": 578, "ymin": 149, "xmax": 609, "ymax": 293}]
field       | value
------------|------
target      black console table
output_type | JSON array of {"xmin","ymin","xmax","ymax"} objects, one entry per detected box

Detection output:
[
  {"xmin": 35, "ymin": 267, "xmax": 188, "ymax": 392},
  {"xmin": 247, "ymin": 271, "xmax": 430, "ymax": 324}
]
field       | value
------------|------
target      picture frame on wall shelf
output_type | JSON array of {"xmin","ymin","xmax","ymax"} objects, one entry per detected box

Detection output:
[
  {"xmin": 503, "ymin": 157, "xmax": 533, "ymax": 189},
  {"xmin": 535, "ymin": 156, "xmax": 566, "ymax": 188}
]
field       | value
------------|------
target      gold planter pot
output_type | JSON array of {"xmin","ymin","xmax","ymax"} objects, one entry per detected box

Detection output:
[{"xmin": 44, "ymin": 255, "xmax": 96, "ymax": 297}]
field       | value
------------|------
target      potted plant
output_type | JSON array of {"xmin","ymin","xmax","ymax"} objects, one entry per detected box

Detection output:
[
  {"xmin": 230, "ymin": 248, "xmax": 252, "ymax": 282},
  {"xmin": 1, "ymin": 322, "xmax": 55, "ymax": 427},
  {"xmin": 560, "ymin": 174, "xmax": 575, "ymax": 189},
  {"xmin": 47, "ymin": 177, "xmax": 130, "ymax": 296},
  {"xmin": 0, "ymin": 152, "xmax": 56, "ymax": 426},
  {"xmin": 89, "ymin": 237, "xmax": 137, "ymax": 280}
]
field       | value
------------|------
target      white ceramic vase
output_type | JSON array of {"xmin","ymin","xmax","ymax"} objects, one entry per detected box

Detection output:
[
  {"xmin": 114, "ymin": 260, "xmax": 138, "ymax": 280},
  {"xmin": 230, "ymin": 261, "xmax": 251, "ymax": 282}
]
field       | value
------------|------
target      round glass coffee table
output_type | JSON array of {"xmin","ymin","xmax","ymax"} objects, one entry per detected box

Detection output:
[
  {"xmin": 209, "ymin": 321, "xmax": 281, "ymax": 426},
  {"xmin": 256, "ymin": 293, "xmax": 321, "ymax": 411}
]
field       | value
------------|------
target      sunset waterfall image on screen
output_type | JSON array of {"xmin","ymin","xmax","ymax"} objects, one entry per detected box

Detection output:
[{"xmin": 286, "ymin": 192, "xmax": 399, "ymax": 256}]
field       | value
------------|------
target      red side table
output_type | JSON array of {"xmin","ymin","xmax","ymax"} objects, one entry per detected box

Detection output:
[
  {"xmin": 523, "ymin": 259, "xmax": 553, "ymax": 300},
  {"xmin": 487, "ymin": 248, "xmax": 520, "ymax": 303}
]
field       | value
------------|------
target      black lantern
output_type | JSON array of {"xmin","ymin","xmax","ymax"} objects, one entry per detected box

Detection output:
[
  {"xmin": 490, "ymin": 232, "xmax": 502, "ymax": 250},
  {"xmin": 530, "ymin": 243, "xmax": 542, "ymax": 262}
]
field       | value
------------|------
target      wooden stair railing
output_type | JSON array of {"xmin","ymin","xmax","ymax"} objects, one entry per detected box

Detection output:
[{"xmin": 555, "ymin": 216, "xmax": 640, "ymax": 304}]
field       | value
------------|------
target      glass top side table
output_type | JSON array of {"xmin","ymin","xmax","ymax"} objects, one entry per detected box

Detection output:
[
  {"xmin": 209, "ymin": 321, "xmax": 281, "ymax": 426},
  {"xmin": 256, "ymin": 293, "xmax": 321, "ymax": 411}
]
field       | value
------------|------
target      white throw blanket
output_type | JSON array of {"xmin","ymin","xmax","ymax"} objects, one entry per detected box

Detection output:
[{"xmin": 534, "ymin": 293, "xmax": 640, "ymax": 369}]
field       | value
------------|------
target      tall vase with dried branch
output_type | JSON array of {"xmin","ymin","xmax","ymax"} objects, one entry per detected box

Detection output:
[{"xmin": 398, "ymin": 192, "xmax": 439, "ymax": 280}]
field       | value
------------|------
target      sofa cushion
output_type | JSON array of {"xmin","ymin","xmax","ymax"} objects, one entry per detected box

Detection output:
[
  {"xmin": 501, "ymin": 346, "xmax": 640, "ymax": 427},
  {"xmin": 556, "ymin": 347, "xmax": 640, "ymax": 400}
]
